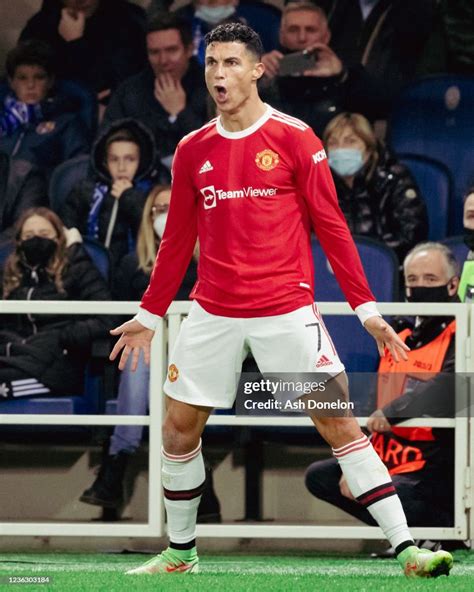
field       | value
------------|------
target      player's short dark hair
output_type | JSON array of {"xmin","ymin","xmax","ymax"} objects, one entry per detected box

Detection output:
[
  {"xmin": 146, "ymin": 11, "xmax": 193, "ymax": 47},
  {"xmin": 6, "ymin": 40, "xmax": 56, "ymax": 79},
  {"xmin": 204, "ymin": 23, "xmax": 264, "ymax": 60}
]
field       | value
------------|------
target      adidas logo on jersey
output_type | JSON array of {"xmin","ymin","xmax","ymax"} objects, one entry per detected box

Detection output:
[
  {"xmin": 199, "ymin": 160, "xmax": 213, "ymax": 174},
  {"xmin": 316, "ymin": 354, "xmax": 332, "ymax": 368}
]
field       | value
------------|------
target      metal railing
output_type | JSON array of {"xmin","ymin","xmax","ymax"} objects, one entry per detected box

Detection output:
[{"xmin": 0, "ymin": 301, "xmax": 472, "ymax": 541}]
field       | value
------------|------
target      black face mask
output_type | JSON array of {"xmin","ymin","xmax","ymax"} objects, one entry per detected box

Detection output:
[
  {"xmin": 405, "ymin": 284, "xmax": 452, "ymax": 303},
  {"xmin": 19, "ymin": 236, "xmax": 57, "ymax": 267},
  {"xmin": 464, "ymin": 228, "xmax": 474, "ymax": 251}
]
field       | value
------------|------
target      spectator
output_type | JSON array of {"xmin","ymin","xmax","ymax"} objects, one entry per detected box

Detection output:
[
  {"xmin": 306, "ymin": 242, "xmax": 459, "ymax": 530},
  {"xmin": 259, "ymin": 2, "xmax": 391, "ymax": 135},
  {"xmin": 19, "ymin": 0, "xmax": 147, "ymax": 102},
  {"xmin": 323, "ymin": 112, "xmax": 428, "ymax": 263},
  {"xmin": 79, "ymin": 185, "xmax": 220, "ymax": 520},
  {"xmin": 176, "ymin": 1, "xmax": 280, "ymax": 65},
  {"xmin": 113, "ymin": 184, "xmax": 198, "ymax": 301},
  {"xmin": 60, "ymin": 119, "xmax": 156, "ymax": 271},
  {"xmin": 458, "ymin": 187, "xmax": 474, "ymax": 302},
  {"xmin": 325, "ymin": 0, "xmax": 437, "ymax": 105},
  {"xmin": 418, "ymin": 0, "xmax": 474, "ymax": 76},
  {"xmin": 0, "ymin": 40, "xmax": 89, "ymax": 175},
  {"xmin": 102, "ymin": 12, "xmax": 208, "ymax": 175},
  {"xmin": 0, "ymin": 207, "xmax": 113, "ymax": 399},
  {"xmin": 0, "ymin": 150, "xmax": 48, "ymax": 244}
]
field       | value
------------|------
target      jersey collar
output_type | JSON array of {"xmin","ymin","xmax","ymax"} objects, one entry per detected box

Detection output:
[{"xmin": 216, "ymin": 104, "xmax": 272, "ymax": 139}]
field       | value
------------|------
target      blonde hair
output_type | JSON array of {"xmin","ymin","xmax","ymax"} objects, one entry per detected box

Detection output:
[
  {"xmin": 323, "ymin": 112, "xmax": 379, "ymax": 175},
  {"xmin": 136, "ymin": 184, "xmax": 170, "ymax": 274},
  {"xmin": 3, "ymin": 207, "xmax": 68, "ymax": 298}
]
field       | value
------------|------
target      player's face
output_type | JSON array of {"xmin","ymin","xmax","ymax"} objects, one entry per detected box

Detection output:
[
  {"xmin": 205, "ymin": 42, "xmax": 263, "ymax": 113},
  {"xmin": 279, "ymin": 10, "xmax": 330, "ymax": 51},
  {"xmin": 9, "ymin": 65, "xmax": 53, "ymax": 104},
  {"xmin": 147, "ymin": 29, "xmax": 194, "ymax": 80},
  {"xmin": 106, "ymin": 141, "xmax": 140, "ymax": 183},
  {"xmin": 463, "ymin": 193, "xmax": 474, "ymax": 230}
]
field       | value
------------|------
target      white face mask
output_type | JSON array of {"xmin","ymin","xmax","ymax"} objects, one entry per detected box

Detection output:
[
  {"xmin": 195, "ymin": 4, "xmax": 236, "ymax": 25},
  {"xmin": 153, "ymin": 212, "xmax": 168, "ymax": 239}
]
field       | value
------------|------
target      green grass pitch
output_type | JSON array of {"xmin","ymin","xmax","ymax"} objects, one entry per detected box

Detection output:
[{"xmin": 0, "ymin": 551, "xmax": 473, "ymax": 591}]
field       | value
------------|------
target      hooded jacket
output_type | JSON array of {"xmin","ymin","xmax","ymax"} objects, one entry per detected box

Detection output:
[
  {"xmin": 19, "ymin": 0, "xmax": 147, "ymax": 94},
  {"xmin": 331, "ymin": 145, "xmax": 429, "ymax": 263},
  {"xmin": 0, "ymin": 152, "xmax": 48, "ymax": 242},
  {"xmin": 60, "ymin": 118, "xmax": 156, "ymax": 268},
  {"xmin": 0, "ymin": 242, "xmax": 114, "ymax": 394},
  {"xmin": 0, "ymin": 85, "xmax": 89, "ymax": 173}
]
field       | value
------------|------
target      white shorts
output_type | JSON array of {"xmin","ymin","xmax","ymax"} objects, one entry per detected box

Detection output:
[{"xmin": 164, "ymin": 301, "xmax": 345, "ymax": 408}]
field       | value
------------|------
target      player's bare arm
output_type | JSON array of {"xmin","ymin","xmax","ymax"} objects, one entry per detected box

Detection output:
[
  {"xmin": 109, "ymin": 319, "xmax": 154, "ymax": 371},
  {"xmin": 364, "ymin": 316, "xmax": 410, "ymax": 362}
]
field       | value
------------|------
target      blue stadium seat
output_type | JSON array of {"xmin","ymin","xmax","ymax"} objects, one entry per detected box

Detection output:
[
  {"xmin": 388, "ymin": 75, "xmax": 474, "ymax": 235},
  {"xmin": 442, "ymin": 235, "xmax": 469, "ymax": 268},
  {"xmin": 398, "ymin": 154, "xmax": 452, "ymax": 240},
  {"xmin": 82, "ymin": 237, "xmax": 110, "ymax": 284},
  {"xmin": 312, "ymin": 235, "xmax": 399, "ymax": 374},
  {"xmin": 49, "ymin": 154, "xmax": 90, "ymax": 213}
]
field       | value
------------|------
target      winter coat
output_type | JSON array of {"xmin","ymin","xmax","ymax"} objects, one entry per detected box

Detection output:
[
  {"xmin": 0, "ymin": 86, "xmax": 90, "ymax": 173},
  {"xmin": 0, "ymin": 151, "xmax": 48, "ymax": 242},
  {"xmin": 326, "ymin": 0, "xmax": 437, "ymax": 106},
  {"xmin": 331, "ymin": 145, "xmax": 429, "ymax": 263},
  {"xmin": 114, "ymin": 251, "xmax": 198, "ymax": 302},
  {"xmin": 19, "ymin": 0, "xmax": 147, "ymax": 94},
  {"xmin": 60, "ymin": 118, "xmax": 156, "ymax": 270},
  {"xmin": 260, "ymin": 63, "xmax": 390, "ymax": 136},
  {"xmin": 0, "ymin": 242, "xmax": 114, "ymax": 394},
  {"xmin": 102, "ymin": 61, "xmax": 208, "ymax": 166}
]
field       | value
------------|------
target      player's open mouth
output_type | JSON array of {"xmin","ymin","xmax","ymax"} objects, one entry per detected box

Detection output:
[{"xmin": 214, "ymin": 85, "xmax": 228, "ymax": 102}]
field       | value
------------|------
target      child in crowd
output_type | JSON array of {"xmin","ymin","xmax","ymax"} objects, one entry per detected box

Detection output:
[
  {"xmin": 0, "ymin": 40, "xmax": 89, "ymax": 174},
  {"xmin": 61, "ymin": 118, "xmax": 156, "ymax": 270}
]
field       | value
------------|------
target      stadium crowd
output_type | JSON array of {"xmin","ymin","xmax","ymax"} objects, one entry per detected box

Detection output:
[{"xmin": 0, "ymin": 0, "xmax": 473, "ymax": 538}]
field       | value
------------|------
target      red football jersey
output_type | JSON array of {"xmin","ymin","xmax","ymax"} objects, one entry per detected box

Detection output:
[{"xmin": 140, "ymin": 106, "xmax": 375, "ymax": 318}]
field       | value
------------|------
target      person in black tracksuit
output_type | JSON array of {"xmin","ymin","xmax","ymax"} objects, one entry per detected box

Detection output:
[
  {"xmin": 0, "ymin": 206, "xmax": 113, "ymax": 399},
  {"xmin": 60, "ymin": 118, "xmax": 156, "ymax": 273}
]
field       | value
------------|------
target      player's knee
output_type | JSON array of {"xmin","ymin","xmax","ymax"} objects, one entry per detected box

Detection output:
[
  {"xmin": 162, "ymin": 414, "xmax": 200, "ymax": 454},
  {"xmin": 317, "ymin": 416, "xmax": 362, "ymax": 446}
]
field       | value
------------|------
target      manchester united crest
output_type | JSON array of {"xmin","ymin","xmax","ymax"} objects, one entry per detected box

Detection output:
[
  {"xmin": 255, "ymin": 149, "xmax": 279, "ymax": 171},
  {"xmin": 168, "ymin": 364, "xmax": 179, "ymax": 382}
]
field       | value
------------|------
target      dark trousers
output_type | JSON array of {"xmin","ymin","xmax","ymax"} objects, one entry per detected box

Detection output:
[{"xmin": 305, "ymin": 457, "xmax": 453, "ymax": 527}]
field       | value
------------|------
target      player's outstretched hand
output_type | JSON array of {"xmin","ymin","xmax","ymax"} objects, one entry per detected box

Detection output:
[
  {"xmin": 109, "ymin": 319, "xmax": 155, "ymax": 371},
  {"xmin": 364, "ymin": 316, "xmax": 410, "ymax": 362}
]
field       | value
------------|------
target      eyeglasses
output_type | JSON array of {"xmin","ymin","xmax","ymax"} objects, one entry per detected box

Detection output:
[{"xmin": 151, "ymin": 204, "xmax": 169, "ymax": 217}]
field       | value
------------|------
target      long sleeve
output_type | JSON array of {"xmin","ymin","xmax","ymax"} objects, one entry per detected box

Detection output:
[
  {"xmin": 294, "ymin": 128, "xmax": 375, "ymax": 310},
  {"xmin": 139, "ymin": 142, "xmax": 198, "ymax": 319}
]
